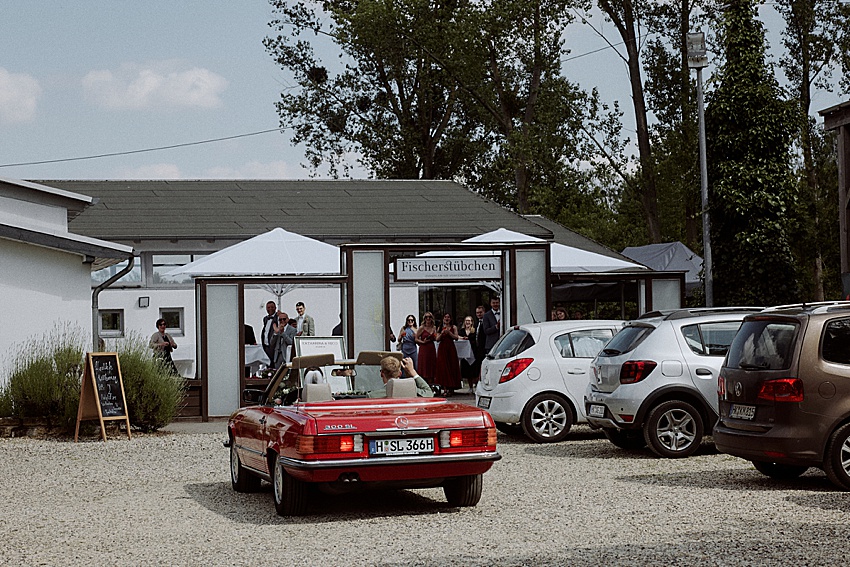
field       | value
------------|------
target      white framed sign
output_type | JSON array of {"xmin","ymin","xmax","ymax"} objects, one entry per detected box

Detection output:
[
  {"xmin": 395, "ymin": 257, "xmax": 501, "ymax": 281},
  {"xmin": 294, "ymin": 336, "xmax": 349, "ymax": 392}
]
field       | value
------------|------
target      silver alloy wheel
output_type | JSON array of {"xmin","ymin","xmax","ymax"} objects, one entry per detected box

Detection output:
[
  {"xmin": 230, "ymin": 442, "xmax": 239, "ymax": 484},
  {"xmin": 654, "ymin": 408, "xmax": 697, "ymax": 451},
  {"xmin": 523, "ymin": 394, "xmax": 573, "ymax": 442},
  {"xmin": 839, "ymin": 437, "xmax": 850, "ymax": 477},
  {"xmin": 273, "ymin": 459, "xmax": 284, "ymax": 503}
]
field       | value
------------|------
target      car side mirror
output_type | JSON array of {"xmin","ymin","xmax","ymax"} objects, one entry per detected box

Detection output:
[{"xmin": 242, "ymin": 388, "xmax": 266, "ymax": 405}]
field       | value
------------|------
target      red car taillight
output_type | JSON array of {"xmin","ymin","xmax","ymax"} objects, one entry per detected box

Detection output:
[
  {"xmin": 757, "ymin": 378, "xmax": 804, "ymax": 403},
  {"xmin": 718, "ymin": 374, "xmax": 726, "ymax": 398},
  {"xmin": 619, "ymin": 361, "xmax": 657, "ymax": 384},
  {"xmin": 499, "ymin": 358, "xmax": 534, "ymax": 383},
  {"xmin": 439, "ymin": 428, "xmax": 497, "ymax": 450},
  {"xmin": 295, "ymin": 434, "xmax": 363, "ymax": 455}
]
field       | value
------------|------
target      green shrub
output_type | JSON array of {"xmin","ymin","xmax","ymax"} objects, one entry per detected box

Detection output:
[
  {"xmin": 110, "ymin": 332, "xmax": 186, "ymax": 432},
  {"xmin": 4, "ymin": 324, "xmax": 86, "ymax": 429},
  {"xmin": 1, "ymin": 326, "xmax": 185, "ymax": 434}
]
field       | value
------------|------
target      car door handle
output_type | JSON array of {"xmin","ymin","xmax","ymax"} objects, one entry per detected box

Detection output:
[
  {"xmin": 567, "ymin": 368, "xmax": 586, "ymax": 375},
  {"xmin": 695, "ymin": 368, "xmax": 712, "ymax": 376}
]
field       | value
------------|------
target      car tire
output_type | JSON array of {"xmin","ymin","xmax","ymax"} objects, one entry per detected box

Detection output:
[
  {"xmin": 751, "ymin": 460, "xmax": 809, "ymax": 480},
  {"xmin": 603, "ymin": 428, "xmax": 647, "ymax": 450},
  {"xmin": 643, "ymin": 400, "xmax": 704, "ymax": 458},
  {"xmin": 495, "ymin": 422, "xmax": 524, "ymax": 436},
  {"xmin": 230, "ymin": 438, "xmax": 261, "ymax": 492},
  {"xmin": 444, "ymin": 474, "xmax": 483, "ymax": 507},
  {"xmin": 521, "ymin": 393, "xmax": 573, "ymax": 443},
  {"xmin": 273, "ymin": 453, "xmax": 308, "ymax": 515},
  {"xmin": 824, "ymin": 423, "xmax": 850, "ymax": 490}
]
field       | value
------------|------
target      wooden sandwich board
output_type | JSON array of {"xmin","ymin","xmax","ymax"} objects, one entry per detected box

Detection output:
[{"xmin": 75, "ymin": 352, "xmax": 131, "ymax": 441}]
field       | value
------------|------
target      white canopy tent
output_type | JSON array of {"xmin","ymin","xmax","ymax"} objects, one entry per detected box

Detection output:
[
  {"xmin": 166, "ymin": 227, "xmax": 341, "ymax": 277},
  {"xmin": 437, "ymin": 228, "xmax": 646, "ymax": 273}
]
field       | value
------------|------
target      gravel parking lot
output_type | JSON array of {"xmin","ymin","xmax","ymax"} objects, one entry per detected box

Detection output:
[{"xmin": 2, "ymin": 424, "xmax": 850, "ymax": 566}]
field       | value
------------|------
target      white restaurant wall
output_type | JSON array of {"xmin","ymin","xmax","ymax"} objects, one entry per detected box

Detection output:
[{"xmin": 0, "ymin": 239, "xmax": 92, "ymax": 383}]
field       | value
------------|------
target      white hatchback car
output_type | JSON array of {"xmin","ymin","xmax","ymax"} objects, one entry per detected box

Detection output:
[{"xmin": 475, "ymin": 320, "xmax": 625, "ymax": 443}]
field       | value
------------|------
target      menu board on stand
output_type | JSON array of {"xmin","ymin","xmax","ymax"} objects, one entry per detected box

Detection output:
[{"xmin": 74, "ymin": 352, "xmax": 132, "ymax": 442}]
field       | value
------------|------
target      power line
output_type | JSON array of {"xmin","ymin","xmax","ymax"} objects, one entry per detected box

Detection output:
[{"xmin": 0, "ymin": 128, "xmax": 285, "ymax": 168}]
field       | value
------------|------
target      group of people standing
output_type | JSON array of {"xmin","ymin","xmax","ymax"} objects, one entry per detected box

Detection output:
[
  {"xmin": 397, "ymin": 296, "xmax": 502, "ymax": 396},
  {"xmin": 261, "ymin": 300, "xmax": 315, "ymax": 368}
]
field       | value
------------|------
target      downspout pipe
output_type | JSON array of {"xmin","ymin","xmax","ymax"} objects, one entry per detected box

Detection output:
[{"xmin": 91, "ymin": 255, "xmax": 135, "ymax": 352}]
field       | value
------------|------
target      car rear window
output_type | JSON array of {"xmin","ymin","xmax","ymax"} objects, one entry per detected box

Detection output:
[
  {"xmin": 823, "ymin": 318, "xmax": 850, "ymax": 365},
  {"xmin": 599, "ymin": 324, "xmax": 652, "ymax": 356},
  {"xmin": 489, "ymin": 328, "xmax": 535, "ymax": 359},
  {"xmin": 556, "ymin": 329, "xmax": 614, "ymax": 358},
  {"xmin": 680, "ymin": 321, "xmax": 743, "ymax": 356},
  {"xmin": 726, "ymin": 320, "xmax": 798, "ymax": 370}
]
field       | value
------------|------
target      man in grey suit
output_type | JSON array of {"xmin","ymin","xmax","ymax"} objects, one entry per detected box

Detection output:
[{"xmin": 481, "ymin": 296, "xmax": 502, "ymax": 352}]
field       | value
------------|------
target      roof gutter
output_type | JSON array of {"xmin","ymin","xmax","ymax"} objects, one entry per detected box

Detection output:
[{"xmin": 91, "ymin": 255, "xmax": 135, "ymax": 351}]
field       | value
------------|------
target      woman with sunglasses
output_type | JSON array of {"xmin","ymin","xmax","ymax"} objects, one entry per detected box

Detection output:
[
  {"xmin": 414, "ymin": 312, "xmax": 438, "ymax": 382},
  {"xmin": 397, "ymin": 314, "xmax": 419, "ymax": 371},
  {"xmin": 149, "ymin": 318, "xmax": 179, "ymax": 375}
]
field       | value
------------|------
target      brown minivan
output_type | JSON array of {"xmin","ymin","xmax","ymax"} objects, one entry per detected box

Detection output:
[{"xmin": 714, "ymin": 302, "xmax": 850, "ymax": 489}]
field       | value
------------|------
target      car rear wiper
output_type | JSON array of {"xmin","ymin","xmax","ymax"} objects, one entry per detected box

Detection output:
[
  {"xmin": 739, "ymin": 362, "xmax": 768, "ymax": 370},
  {"xmin": 602, "ymin": 348, "xmax": 621, "ymax": 355}
]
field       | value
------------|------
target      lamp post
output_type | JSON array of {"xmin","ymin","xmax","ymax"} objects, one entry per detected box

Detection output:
[{"xmin": 687, "ymin": 31, "xmax": 713, "ymax": 307}]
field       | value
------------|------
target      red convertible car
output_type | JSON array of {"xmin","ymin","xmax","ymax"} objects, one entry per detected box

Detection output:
[{"xmin": 226, "ymin": 352, "xmax": 501, "ymax": 516}]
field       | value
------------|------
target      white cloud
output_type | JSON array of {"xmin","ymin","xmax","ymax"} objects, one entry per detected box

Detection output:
[
  {"xmin": 0, "ymin": 67, "xmax": 42, "ymax": 123},
  {"xmin": 82, "ymin": 63, "xmax": 228, "ymax": 110},
  {"xmin": 116, "ymin": 163, "xmax": 183, "ymax": 179}
]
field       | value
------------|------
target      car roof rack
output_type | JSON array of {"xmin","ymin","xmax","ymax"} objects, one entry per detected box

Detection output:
[
  {"xmin": 636, "ymin": 307, "xmax": 761, "ymax": 321},
  {"xmin": 762, "ymin": 301, "xmax": 850, "ymax": 314}
]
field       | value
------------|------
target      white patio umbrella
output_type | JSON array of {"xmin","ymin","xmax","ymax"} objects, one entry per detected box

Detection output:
[{"xmin": 165, "ymin": 227, "xmax": 341, "ymax": 277}]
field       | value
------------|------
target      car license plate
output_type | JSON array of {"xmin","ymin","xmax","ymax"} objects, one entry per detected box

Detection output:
[
  {"xmin": 729, "ymin": 404, "xmax": 756, "ymax": 420},
  {"xmin": 370, "ymin": 437, "xmax": 434, "ymax": 456},
  {"xmin": 589, "ymin": 404, "xmax": 606, "ymax": 418},
  {"xmin": 478, "ymin": 396, "xmax": 491, "ymax": 409}
]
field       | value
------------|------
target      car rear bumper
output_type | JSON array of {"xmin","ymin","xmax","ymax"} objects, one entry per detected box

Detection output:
[
  {"xmin": 279, "ymin": 451, "xmax": 502, "ymax": 483},
  {"xmin": 584, "ymin": 391, "xmax": 643, "ymax": 430},
  {"xmin": 475, "ymin": 390, "xmax": 522, "ymax": 423},
  {"xmin": 713, "ymin": 423, "xmax": 822, "ymax": 465}
]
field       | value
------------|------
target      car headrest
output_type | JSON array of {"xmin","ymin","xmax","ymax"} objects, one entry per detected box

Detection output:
[
  {"xmin": 302, "ymin": 382, "xmax": 333, "ymax": 402},
  {"xmin": 290, "ymin": 353, "xmax": 335, "ymax": 370},
  {"xmin": 355, "ymin": 351, "xmax": 401, "ymax": 365},
  {"xmin": 386, "ymin": 378, "xmax": 417, "ymax": 398}
]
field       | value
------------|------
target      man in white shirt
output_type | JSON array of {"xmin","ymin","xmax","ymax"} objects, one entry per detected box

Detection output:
[
  {"xmin": 482, "ymin": 296, "xmax": 502, "ymax": 351},
  {"xmin": 295, "ymin": 301, "xmax": 315, "ymax": 336}
]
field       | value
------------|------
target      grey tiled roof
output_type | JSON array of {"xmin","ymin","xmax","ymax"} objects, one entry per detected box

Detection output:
[{"xmin": 38, "ymin": 179, "xmax": 554, "ymax": 243}]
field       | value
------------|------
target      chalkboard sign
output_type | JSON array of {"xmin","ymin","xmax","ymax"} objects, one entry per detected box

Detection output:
[
  {"xmin": 75, "ymin": 352, "xmax": 131, "ymax": 441},
  {"xmin": 91, "ymin": 354, "xmax": 126, "ymax": 417}
]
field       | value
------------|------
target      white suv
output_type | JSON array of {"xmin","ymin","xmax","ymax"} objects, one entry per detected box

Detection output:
[
  {"xmin": 585, "ymin": 308, "xmax": 759, "ymax": 457},
  {"xmin": 475, "ymin": 320, "xmax": 625, "ymax": 443}
]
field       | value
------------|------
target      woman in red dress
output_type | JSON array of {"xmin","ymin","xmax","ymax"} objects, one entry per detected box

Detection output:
[
  {"xmin": 415, "ymin": 312, "xmax": 438, "ymax": 382},
  {"xmin": 435, "ymin": 312, "xmax": 462, "ymax": 395}
]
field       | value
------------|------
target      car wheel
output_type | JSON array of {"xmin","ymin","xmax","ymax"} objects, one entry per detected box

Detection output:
[
  {"xmin": 824, "ymin": 423, "xmax": 850, "ymax": 490},
  {"xmin": 272, "ymin": 453, "xmax": 308, "ymax": 515},
  {"xmin": 603, "ymin": 428, "xmax": 647, "ymax": 450},
  {"xmin": 643, "ymin": 400, "xmax": 704, "ymax": 458},
  {"xmin": 230, "ymin": 438, "xmax": 261, "ymax": 492},
  {"xmin": 443, "ymin": 474, "xmax": 483, "ymax": 507},
  {"xmin": 521, "ymin": 393, "xmax": 573, "ymax": 443},
  {"xmin": 751, "ymin": 460, "xmax": 809, "ymax": 480},
  {"xmin": 495, "ymin": 422, "xmax": 524, "ymax": 436}
]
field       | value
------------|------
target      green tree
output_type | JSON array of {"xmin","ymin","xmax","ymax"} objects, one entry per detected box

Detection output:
[
  {"xmin": 705, "ymin": 0, "xmax": 800, "ymax": 306},
  {"xmin": 265, "ymin": 0, "xmax": 623, "ymax": 218},
  {"xmin": 775, "ymin": 0, "xmax": 850, "ymax": 300}
]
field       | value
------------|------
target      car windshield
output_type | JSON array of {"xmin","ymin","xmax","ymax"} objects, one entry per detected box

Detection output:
[
  {"xmin": 489, "ymin": 329, "xmax": 534, "ymax": 359},
  {"xmin": 599, "ymin": 324, "xmax": 652, "ymax": 356},
  {"xmin": 726, "ymin": 320, "xmax": 797, "ymax": 370}
]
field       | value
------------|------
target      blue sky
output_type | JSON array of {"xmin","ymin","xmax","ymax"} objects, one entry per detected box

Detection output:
[{"xmin": 0, "ymin": 1, "xmax": 842, "ymax": 181}]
